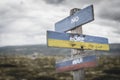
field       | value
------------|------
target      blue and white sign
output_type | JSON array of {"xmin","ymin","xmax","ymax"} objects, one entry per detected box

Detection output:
[
  {"xmin": 55, "ymin": 5, "xmax": 94, "ymax": 32},
  {"xmin": 47, "ymin": 31, "xmax": 108, "ymax": 44}
]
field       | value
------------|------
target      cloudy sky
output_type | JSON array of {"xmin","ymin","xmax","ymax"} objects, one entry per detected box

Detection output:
[{"xmin": 0, "ymin": 0, "xmax": 120, "ymax": 47}]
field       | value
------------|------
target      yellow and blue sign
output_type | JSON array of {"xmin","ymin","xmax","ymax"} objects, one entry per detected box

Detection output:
[
  {"xmin": 47, "ymin": 31, "xmax": 109, "ymax": 51},
  {"xmin": 55, "ymin": 5, "xmax": 94, "ymax": 32}
]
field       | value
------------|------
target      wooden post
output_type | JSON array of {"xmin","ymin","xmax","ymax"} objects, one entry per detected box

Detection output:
[{"xmin": 70, "ymin": 8, "xmax": 85, "ymax": 80}]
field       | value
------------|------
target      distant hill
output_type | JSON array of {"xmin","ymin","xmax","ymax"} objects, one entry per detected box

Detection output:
[
  {"xmin": 0, "ymin": 43, "xmax": 120, "ymax": 56},
  {"xmin": 0, "ymin": 44, "xmax": 71, "ymax": 56},
  {"xmin": 103, "ymin": 43, "xmax": 120, "ymax": 55}
]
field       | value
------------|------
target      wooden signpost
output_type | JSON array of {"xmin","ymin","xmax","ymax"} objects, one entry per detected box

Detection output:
[
  {"xmin": 70, "ymin": 8, "xmax": 84, "ymax": 80},
  {"xmin": 46, "ymin": 5, "xmax": 109, "ymax": 80}
]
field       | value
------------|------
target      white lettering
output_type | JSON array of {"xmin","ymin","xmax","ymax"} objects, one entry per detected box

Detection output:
[
  {"xmin": 71, "ymin": 16, "xmax": 79, "ymax": 24},
  {"xmin": 77, "ymin": 37, "xmax": 84, "ymax": 42},
  {"xmin": 72, "ymin": 58, "xmax": 83, "ymax": 65},
  {"xmin": 70, "ymin": 35, "xmax": 85, "ymax": 42}
]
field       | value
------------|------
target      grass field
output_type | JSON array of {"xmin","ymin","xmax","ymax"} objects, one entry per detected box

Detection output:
[{"xmin": 0, "ymin": 55, "xmax": 119, "ymax": 80}]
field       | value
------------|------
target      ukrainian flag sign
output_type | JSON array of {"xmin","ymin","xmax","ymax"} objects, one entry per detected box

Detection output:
[{"xmin": 47, "ymin": 31, "xmax": 109, "ymax": 51}]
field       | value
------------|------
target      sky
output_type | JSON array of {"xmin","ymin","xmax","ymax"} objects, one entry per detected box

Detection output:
[{"xmin": 0, "ymin": 0, "xmax": 120, "ymax": 47}]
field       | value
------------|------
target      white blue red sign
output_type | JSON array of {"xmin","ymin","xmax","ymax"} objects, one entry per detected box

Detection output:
[
  {"xmin": 56, "ymin": 55, "xmax": 97, "ymax": 72},
  {"xmin": 55, "ymin": 5, "xmax": 94, "ymax": 32}
]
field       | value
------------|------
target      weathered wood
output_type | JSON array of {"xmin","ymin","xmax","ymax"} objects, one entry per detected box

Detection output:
[{"xmin": 70, "ymin": 8, "xmax": 85, "ymax": 80}]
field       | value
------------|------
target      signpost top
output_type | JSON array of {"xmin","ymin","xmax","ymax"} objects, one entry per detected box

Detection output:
[{"xmin": 55, "ymin": 5, "xmax": 94, "ymax": 32}]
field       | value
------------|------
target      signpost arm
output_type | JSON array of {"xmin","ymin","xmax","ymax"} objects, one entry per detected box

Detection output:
[{"xmin": 70, "ymin": 8, "xmax": 85, "ymax": 80}]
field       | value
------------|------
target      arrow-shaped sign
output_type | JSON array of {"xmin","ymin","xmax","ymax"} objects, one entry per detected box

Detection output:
[
  {"xmin": 56, "ymin": 55, "xmax": 97, "ymax": 72},
  {"xmin": 47, "ymin": 31, "xmax": 109, "ymax": 51},
  {"xmin": 55, "ymin": 5, "xmax": 94, "ymax": 32}
]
